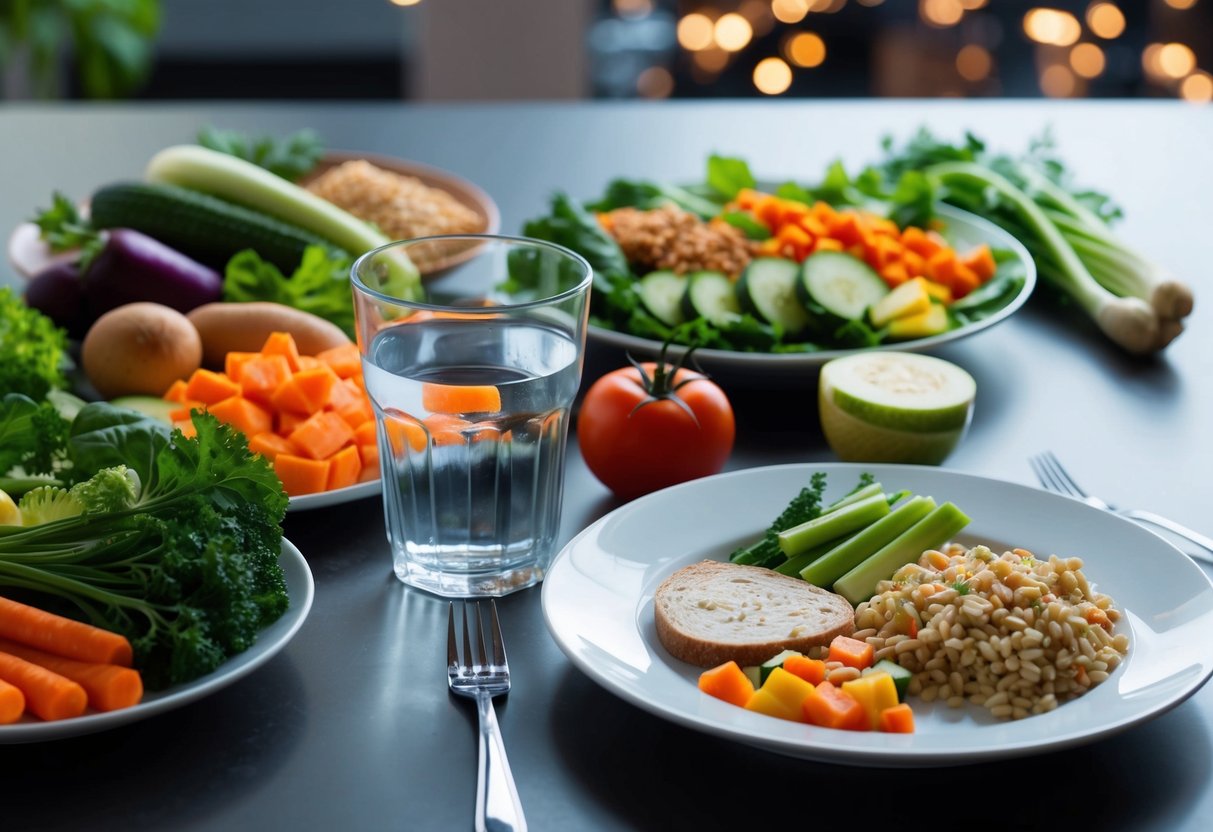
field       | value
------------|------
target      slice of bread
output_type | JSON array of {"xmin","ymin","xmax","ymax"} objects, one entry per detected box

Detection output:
[{"xmin": 654, "ymin": 560, "xmax": 856, "ymax": 668}]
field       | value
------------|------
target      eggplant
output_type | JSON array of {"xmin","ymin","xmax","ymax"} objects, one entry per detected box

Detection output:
[
  {"xmin": 24, "ymin": 260, "xmax": 90, "ymax": 339},
  {"xmin": 81, "ymin": 228, "xmax": 223, "ymax": 319}
]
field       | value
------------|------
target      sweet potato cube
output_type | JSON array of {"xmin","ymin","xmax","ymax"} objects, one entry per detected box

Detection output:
[
  {"xmin": 184, "ymin": 369, "xmax": 240, "ymax": 406},
  {"xmin": 239, "ymin": 355, "xmax": 293, "ymax": 408},
  {"xmin": 326, "ymin": 445, "xmax": 362, "ymax": 491},
  {"xmin": 288, "ymin": 411, "xmax": 356, "ymax": 461},
  {"xmin": 207, "ymin": 396, "xmax": 273, "ymax": 438},
  {"xmin": 260, "ymin": 331, "xmax": 301, "ymax": 372},
  {"xmin": 274, "ymin": 453, "xmax": 331, "ymax": 496}
]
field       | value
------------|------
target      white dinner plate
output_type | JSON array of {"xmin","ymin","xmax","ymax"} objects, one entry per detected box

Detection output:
[
  {"xmin": 587, "ymin": 205, "xmax": 1036, "ymax": 385},
  {"xmin": 288, "ymin": 478, "xmax": 381, "ymax": 512},
  {"xmin": 0, "ymin": 537, "xmax": 315, "ymax": 743},
  {"xmin": 541, "ymin": 463, "xmax": 1213, "ymax": 767}
]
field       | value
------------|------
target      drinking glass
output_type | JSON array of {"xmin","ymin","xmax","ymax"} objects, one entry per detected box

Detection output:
[{"xmin": 351, "ymin": 235, "xmax": 592, "ymax": 597}]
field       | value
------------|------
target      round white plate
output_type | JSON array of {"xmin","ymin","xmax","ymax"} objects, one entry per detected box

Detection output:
[
  {"xmin": 541, "ymin": 463, "xmax": 1213, "ymax": 767},
  {"xmin": 587, "ymin": 205, "xmax": 1036, "ymax": 384},
  {"xmin": 288, "ymin": 478, "xmax": 381, "ymax": 512},
  {"xmin": 0, "ymin": 537, "xmax": 315, "ymax": 743}
]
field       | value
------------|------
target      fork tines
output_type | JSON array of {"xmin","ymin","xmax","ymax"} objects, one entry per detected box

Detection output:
[{"xmin": 447, "ymin": 600, "xmax": 507, "ymax": 673}]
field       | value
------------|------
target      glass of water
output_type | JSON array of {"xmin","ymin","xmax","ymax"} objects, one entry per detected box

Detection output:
[{"xmin": 351, "ymin": 236, "xmax": 592, "ymax": 597}]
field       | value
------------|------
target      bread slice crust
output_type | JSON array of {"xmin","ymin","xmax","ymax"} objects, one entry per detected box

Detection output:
[{"xmin": 654, "ymin": 560, "xmax": 856, "ymax": 668}]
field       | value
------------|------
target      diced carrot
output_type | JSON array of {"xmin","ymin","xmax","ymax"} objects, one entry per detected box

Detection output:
[
  {"xmin": 277, "ymin": 409, "xmax": 308, "ymax": 437},
  {"xmin": 358, "ymin": 443, "xmax": 380, "ymax": 479},
  {"xmin": 0, "ymin": 678, "xmax": 22, "ymax": 724},
  {"xmin": 260, "ymin": 331, "xmax": 301, "ymax": 372},
  {"xmin": 0, "ymin": 651, "xmax": 86, "ymax": 721},
  {"xmin": 782, "ymin": 654, "xmax": 827, "ymax": 686},
  {"xmin": 239, "ymin": 354, "xmax": 294, "ymax": 408},
  {"xmin": 422, "ymin": 383, "xmax": 502, "ymax": 415},
  {"xmin": 697, "ymin": 661, "xmax": 756, "ymax": 708},
  {"xmin": 184, "ymin": 368, "xmax": 241, "ymax": 406},
  {"xmin": 901, "ymin": 226, "xmax": 944, "ymax": 259},
  {"xmin": 296, "ymin": 355, "xmax": 321, "ymax": 371},
  {"xmin": 353, "ymin": 420, "xmax": 378, "ymax": 446},
  {"xmin": 163, "ymin": 379, "xmax": 189, "ymax": 404},
  {"xmin": 0, "ymin": 595, "xmax": 133, "ymax": 666},
  {"xmin": 248, "ymin": 432, "xmax": 299, "ymax": 461},
  {"xmin": 811, "ymin": 200, "xmax": 837, "ymax": 222},
  {"xmin": 325, "ymin": 445, "xmax": 362, "ymax": 491},
  {"xmin": 828, "ymin": 635, "xmax": 874, "ymax": 670},
  {"xmin": 879, "ymin": 702, "xmax": 915, "ymax": 733},
  {"xmin": 169, "ymin": 403, "xmax": 203, "ymax": 422},
  {"xmin": 271, "ymin": 365, "xmax": 339, "ymax": 415},
  {"xmin": 316, "ymin": 343, "xmax": 362, "ymax": 379},
  {"xmin": 288, "ymin": 411, "xmax": 356, "ymax": 461},
  {"xmin": 223, "ymin": 351, "xmax": 260, "ymax": 384},
  {"xmin": 812, "ymin": 237, "xmax": 844, "ymax": 254},
  {"xmin": 328, "ymin": 378, "xmax": 374, "ymax": 429},
  {"xmin": 173, "ymin": 419, "xmax": 197, "ymax": 439},
  {"xmin": 0, "ymin": 639, "xmax": 142, "ymax": 713},
  {"xmin": 382, "ymin": 416, "xmax": 421, "ymax": 455},
  {"xmin": 273, "ymin": 454, "xmax": 331, "ymax": 496},
  {"xmin": 802, "ymin": 681, "xmax": 869, "ymax": 731},
  {"xmin": 208, "ymin": 396, "xmax": 273, "ymax": 438},
  {"xmin": 902, "ymin": 249, "xmax": 927, "ymax": 277},
  {"xmin": 961, "ymin": 243, "xmax": 997, "ymax": 281},
  {"xmin": 879, "ymin": 261, "xmax": 910, "ymax": 287},
  {"xmin": 827, "ymin": 212, "xmax": 866, "ymax": 248},
  {"xmin": 798, "ymin": 214, "xmax": 829, "ymax": 238}
]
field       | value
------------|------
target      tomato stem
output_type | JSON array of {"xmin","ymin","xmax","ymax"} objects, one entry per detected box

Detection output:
[{"xmin": 624, "ymin": 338, "xmax": 707, "ymax": 426}]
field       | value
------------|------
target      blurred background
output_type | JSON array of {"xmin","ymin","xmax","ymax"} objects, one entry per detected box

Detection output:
[{"xmin": 0, "ymin": 0, "xmax": 1209, "ymax": 103}]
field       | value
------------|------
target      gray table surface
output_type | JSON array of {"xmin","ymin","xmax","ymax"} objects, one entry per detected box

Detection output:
[{"xmin": 0, "ymin": 100, "xmax": 1210, "ymax": 831}]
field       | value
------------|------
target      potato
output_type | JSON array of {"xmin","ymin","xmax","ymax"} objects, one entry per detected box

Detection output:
[
  {"xmin": 186, "ymin": 302, "xmax": 351, "ymax": 368},
  {"xmin": 82, "ymin": 303, "xmax": 204, "ymax": 399}
]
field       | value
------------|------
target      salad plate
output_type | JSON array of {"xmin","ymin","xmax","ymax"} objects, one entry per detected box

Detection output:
[
  {"xmin": 541, "ymin": 463, "xmax": 1213, "ymax": 767},
  {"xmin": 0, "ymin": 537, "xmax": 314, "ymax": 743},
  {"xmin": 287, "ymin": 478, "xmax": 381, "ymax": 512},
  {"xmin": 586, "ymin": 205, "xmax": 1035, "ymax": 384}
]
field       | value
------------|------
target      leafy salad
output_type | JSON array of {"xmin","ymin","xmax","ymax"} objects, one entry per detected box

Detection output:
[{"xmin": 521, "ymin": 149, "xmax": 1029, "ymax": 354}]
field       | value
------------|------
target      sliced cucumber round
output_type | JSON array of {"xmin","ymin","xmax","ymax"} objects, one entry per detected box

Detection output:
[
  {"xmin": 738, "ymin": 257, "xmax": 810, "ymax": 335},
  {"xmin": 799, "ymin": 252, "xmax": 889, "ymax": 330},
  {"xmin": 637, "ymin": 270, "xmax": 688, "ymax": 326},
  {"xmin": 681, "ymin": 270, "xmax": 741, "ymax": 326},
  {"xmin": 818, "ymin": 351, "xmax": 976, "ymax": 465}
]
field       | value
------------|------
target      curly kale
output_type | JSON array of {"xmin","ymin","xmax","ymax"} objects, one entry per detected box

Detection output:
[
  {"xmin": 0, "ymin": 288, "xmax": 68, "ymax": 401},
  {"xmin": 730, "ymin": 472, "xmax": 829, "ymax": 568}
]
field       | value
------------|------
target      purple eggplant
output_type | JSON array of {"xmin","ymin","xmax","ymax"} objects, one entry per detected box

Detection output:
[
  {"xmin": 24, "ymin": 260, "xmax": 90, "ymax": 339},
  {"xmin": 81, "ymin": 228, "xmax": 223, "ymax": 319}
]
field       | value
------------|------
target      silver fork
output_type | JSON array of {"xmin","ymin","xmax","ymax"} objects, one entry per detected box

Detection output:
[
  {"xmin": 1030, "ymin": 451, "xmax": 1213, "ymax": 563},
  {"xmin": 447, "ymin": 601, "xmax": 527, "ymax": 832}
]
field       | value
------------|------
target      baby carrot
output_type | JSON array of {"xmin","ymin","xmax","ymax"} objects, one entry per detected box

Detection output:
[
  {"xmin": 0, "ymin": 639, "xmax": 142, "ymax": 712},
  {"xmin": 0, "ymin": 678, "xmax": 24, "ymax": 724},
  {"xmin": 0, "ymin": 596, "xmax": 133, "ymax": 667},
  {"xmin": 0, "ymin": 651, "xmax": 87, "ymax": 721}
]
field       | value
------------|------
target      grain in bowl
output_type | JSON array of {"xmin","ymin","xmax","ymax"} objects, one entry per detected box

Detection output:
[{"xmin": 848, "ymin": 543, "xmax": 1128, "ymax": 720}]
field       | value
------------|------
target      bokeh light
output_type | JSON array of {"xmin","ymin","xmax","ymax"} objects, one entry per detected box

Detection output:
[
  {"xmin": 1040, "ymin": 64, "xmax": 1078, "ymax": 97},
  {"xmin": 753, "ymin": 56, "xmax": 794, "ymax": 94},
  {"xmin": 1164, "ymin": 0, "xmax": 1199, "ymax": 10},
  {"xmin": 956, "ymin": 45, "xmax": 993, "ymax": 81},
  {"xmin": 1180, "ymin": 71, "xmax": 1213, "ymax": 102},
  {"xmin": 715, "ymin": 13, "xmax": 754, "ymax": 52},
  {"xmin": 1158, "ymin": 43, "xmax": 1197, "ymax": 78},
  {"xmin": 786, "ymin": 32, "xmax": 827, "ymax": 68},
  {"xmin": 1023, "ymin": 9, "xmax": 1082, "ymax": 47},
  {"xmin": 921, "ymin": 0, "xmax": 965, "ymax": 28},
  {"xmin": 772, "ymin": 0, "xmax": 810, "ymax": 25},
  {"xmin": 1069, "ymin": 43, "xmax": 1106, "ymax": 78},
  {"xmin": 677, "ymin": 13, "xmax": 715, "ymax": 52},
  {"xmin": 637, "ymin": 66, "xmax": 674, "ymax": 98},
  {"xmin": 1086, "ymin": 3, "xmax": 1125, "ymax": 39}
]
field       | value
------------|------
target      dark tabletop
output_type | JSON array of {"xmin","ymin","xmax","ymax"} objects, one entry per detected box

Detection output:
[{"xmin": 0, "ymin": 100, "xmax": 1210, "ymax": 831}]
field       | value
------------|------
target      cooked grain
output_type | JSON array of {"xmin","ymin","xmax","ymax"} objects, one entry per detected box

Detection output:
[{"xmin": 598, "ymin": 205, "xmax": 755, "ymax": 277}]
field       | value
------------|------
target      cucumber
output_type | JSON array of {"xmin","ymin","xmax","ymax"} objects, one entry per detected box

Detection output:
[
  {"xmin": 737, "ymin": 257, "xmax": 810, "ymax": 335},
  {"xmin": 146, "ymin": 144, "xmax": 419, "ymax": 297},
  {"xmin": 681, "ymin": 270, "xmax": 741, "ymax": 326},
  {"xmin": 741, "ymin": 664, "xmax": 762, "ymax": 690},
  {"xmin": 799, "ymin": 252, "xmax": 889, "ymax": 329},
  {"xmin": 865, "ymin": 660, "xmax": 913, "ymax": 702},
  {"xmin": 90, "ymin": 182, "xmax": 332, "ymax": 272},
  {"xmin": 108, "ymin": 395, "xmax": 177, "ymax": 424},
  {"xmin": 637, "ymin": 270, "xmax": 688, "ymax": 326},
  {"xmin": 758, "ymin": 649, "xmax": 803, "ymax": 684}
]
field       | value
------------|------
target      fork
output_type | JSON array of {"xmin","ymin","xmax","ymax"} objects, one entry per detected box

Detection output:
[
  {"xmin": 1030, "ymin": 451, "xmax": 1213, "ymax": 564},
  {"xmin": 447, "ymin": 601, "xmax": 527, "ymax": 832}
]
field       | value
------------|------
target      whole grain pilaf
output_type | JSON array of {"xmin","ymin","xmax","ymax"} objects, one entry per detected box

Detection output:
[
  {"xmin": 305, "ymin": 160, "xmax": 484, "ymax": 269},
  {"xmin": 598, "ymin": 205, "xmax": 755, "ymax": 278},
  {"xmin": 814, "ymin": 543, "xmax": 1128, "ymax": 720}
]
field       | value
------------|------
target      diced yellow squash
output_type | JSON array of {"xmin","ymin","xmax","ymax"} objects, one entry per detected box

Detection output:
[
  {"xmin": 842, "ymin": 671, "xmax": 900, "ymax": 730},
  {"xmin": 744, "ymin": 667, "xmax": 814, "ymax": 722},
  {"xmin": 887, "ymin": 302, "xmax": 949, "ymax": 340},
  {"xmin": 870, "ymin": 277, "xmax": 931, "ymax": 328},
  {"xmin": 922, "ymin": 279, "xmax": 953, "ymax": 304},
  {"xmin": 0, "ymin": 490, "xmax": 20, "ymax": 526}
]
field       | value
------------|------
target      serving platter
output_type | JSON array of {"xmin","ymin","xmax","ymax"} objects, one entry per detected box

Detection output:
[
  {"xmin": 288, "ymin": 478, "xmax": 381, "ymax": 512},
  {"xmin": 587, "ymin": 204, "xmax": 1035, "ymax": 385},
  {"xmin": 0, "ymin": 537, "xmax": 314, "ymax": 743},
  {"xmin": 541, "ymin": 463, "xmax": 1213, "ymax": 767}
]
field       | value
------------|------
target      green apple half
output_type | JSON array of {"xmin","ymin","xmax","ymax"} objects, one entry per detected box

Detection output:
[{"xmin": 818, "ymin": 351, "xmax": 976, "ymax": 465}]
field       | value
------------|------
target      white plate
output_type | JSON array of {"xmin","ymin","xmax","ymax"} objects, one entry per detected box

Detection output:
[
  {"xmin": 0, "ymin": 537, "xmax": 315, "ymax": 743},
  {"xmin": 588, "ymin": 205, "xmax": 1036, "ymax": 384},
  {"xmin": 288, "ymin": 478, "xmax": 381, "ymax": 512},
  {"xmin": 541, "ymin": 463, "xmax": 1213, "ymax": 767}
]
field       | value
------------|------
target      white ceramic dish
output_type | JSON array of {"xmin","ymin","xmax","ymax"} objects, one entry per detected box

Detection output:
[
  {"xmin": 541, "ymin": 463, "xmax": 1213, "ymax": 767},
  {"xmin": 288, "ymin": 478, "xmax": 381, "ymax": 512},
  {"xmin": 0, "ymin": 537, "xmax": 314, "ymax": 743},
  {"xmin": 587, "ymin": 205, "xmax": 1036, "ymax": 384}
]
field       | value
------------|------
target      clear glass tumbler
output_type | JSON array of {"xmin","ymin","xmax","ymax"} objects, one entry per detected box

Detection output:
[{"xmin": 351, "ymin": 236, "xmax": 592, "ymax": 597}]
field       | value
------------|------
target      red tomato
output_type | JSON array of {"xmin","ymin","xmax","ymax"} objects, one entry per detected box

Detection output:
[{"xmin": 578, "ymin": 361, "xmax": 735, "ymax": 501}]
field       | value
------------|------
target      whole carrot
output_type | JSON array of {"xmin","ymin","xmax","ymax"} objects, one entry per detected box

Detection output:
[
  {"xmin": 0, "ymin": 639, "xmax": 142, "ymax": 713},
  {"xmin": 0, "ymin": 678, "xmax": 24, "ymax": 724},
  {"xmin": 0, "ymin": 596, "xmax": 133, "ymax": 667},
  {"xmin": 0, "ymin": 652, "xmax": 87, "ymax": 721}
]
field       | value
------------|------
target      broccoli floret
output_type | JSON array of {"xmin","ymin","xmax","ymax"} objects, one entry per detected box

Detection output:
[
  {"xmin": 70, "ymin": 465, "xmax": 141, "ymax": 514},
  {"xmin": 18, "ymin": 486, "xmax": 84, "ymax": 526}
]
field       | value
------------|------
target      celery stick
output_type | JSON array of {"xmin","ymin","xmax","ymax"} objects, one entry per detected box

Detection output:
[
  {"xmin": 774, "ymin": 532, "xmax": 853, "ymax": 577},
  {"xmin": 824, "ymin": 482, "xmax": 883, "ymax": 513},
  {"xmin": 834, "ymin": 501, "xmax": 971, "ymax": 605},
  {"xmin": 777, "ymin": 493, "xmax": 891, "ymax": 557},
  {"xmin": 798, "ymin": 495, "xmax": 936, "ymax": 588}
]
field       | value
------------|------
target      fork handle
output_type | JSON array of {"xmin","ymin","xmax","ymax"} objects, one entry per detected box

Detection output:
[
  {"xmin": 1123, "ymin": 510, "xmax": 1213, "ymax": 561},
  {"xmin": 475, "ymin": 694, "xmax": 527, "ymax": 832}
]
